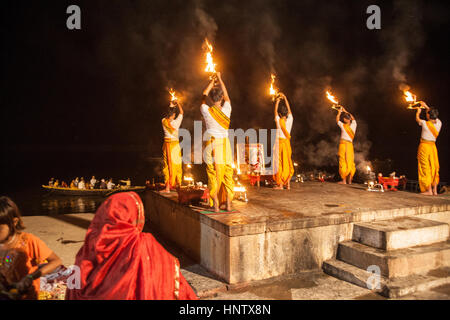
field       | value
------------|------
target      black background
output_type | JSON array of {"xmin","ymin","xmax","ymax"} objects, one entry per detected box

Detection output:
[{"xmin": 2, "ymin": 0, "xmax": 449, "ymax": 192}]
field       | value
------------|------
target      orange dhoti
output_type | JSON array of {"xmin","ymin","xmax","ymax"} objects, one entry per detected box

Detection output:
[
  {"xmin": 338, "ymin": 139, "xmax": 356, "ymax": 181},
  {"xmin": 162, "ymin": 139, "xmax": 182, "ymax": 188},
  {"xmin": 205, "ymin": 137, "xmax": 234, "ymax": 207},
  {"xmin": 273, "ymin": 138, "xmax": 294, "ymax": 186},
  {"xmin": 417, "ymin": 139, "xmax": 439, "ymax": 192}
]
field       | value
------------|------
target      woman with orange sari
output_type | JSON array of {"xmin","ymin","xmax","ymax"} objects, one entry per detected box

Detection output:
[{"xmin": 65, "ymin": 192, "xmax": 198, "ymax": 300}]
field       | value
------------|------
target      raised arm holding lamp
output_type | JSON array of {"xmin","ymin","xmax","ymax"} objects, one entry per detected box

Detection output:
[
  {"xmin": 273, "ymin": 92, "xmax": 295, "ymax": 190},
  {"xmin": 335, "ymin": 105, "xmax": 357, "ymax": 185}
]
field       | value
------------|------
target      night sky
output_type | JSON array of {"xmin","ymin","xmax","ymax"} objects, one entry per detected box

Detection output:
[{"xmin": 2, "ymin": 0, "xmax": 449, "ymax": 192}]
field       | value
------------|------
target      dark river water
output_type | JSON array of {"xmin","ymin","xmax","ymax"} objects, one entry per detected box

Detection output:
[{"xmin": 6, "ymin": 188, "xmax": 107, "ymax": 216}]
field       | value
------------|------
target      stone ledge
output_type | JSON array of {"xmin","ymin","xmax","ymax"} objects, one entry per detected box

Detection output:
[
  {"xmin": 353, "ymin": 217, "xmax": 449, "ymax": 250},
  {"xmin": 146, "ymin": 185, "xmax": 450, "ymax": 238}
]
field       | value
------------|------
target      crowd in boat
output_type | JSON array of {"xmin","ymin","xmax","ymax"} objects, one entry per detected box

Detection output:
[{"xmin": 48, "ymin": 176, "xmax": 131, "ymax": 190}]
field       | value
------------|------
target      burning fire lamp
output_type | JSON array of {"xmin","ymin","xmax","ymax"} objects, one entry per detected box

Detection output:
[
  {"xmin": 366, "ymin": 166, "xmax": 376, "ymax": 181},
  {"xmin": 233, "ymin": 182, "xmax": 248, "ymax": 202},
  {"xmin": 232, "ymin": 162, "xmax": 247, "ymax": 201},
  {"xmin": 326, "ymin": 90, "xmax": 343, "ymax": 111},
  {"xmin": 204, "ymin": 39, "xmax": 218, "ymax": 84},
  {"xmin": 366, "ymin": 165, "xmax": 376, "ymax": 180},
  {"xmin": 293, "ymin": 162, "xmax": 300, "ymax": 183},
  {"xmin": 232, "ymin": 162, "xmax": 242, "ymax": 175},
  {"xmin": 404, "ymin": 90, "xmax": 425, "ymax": 110},
  {"xmin": 183, "ymin": 175, "xmax": 195, "ymax": 187},
  {"xmin": 364, "ymin": 165, "xmax": 383, "ymax": 192},
  {"xmin": 295, "ymin": 174, "xmax": 304, "ymax": 183},
  {"xmin": 269, "ymin": 74, "xmax": 281, "ymax": 101},
  {"xmin": 168, "ymin": 88, "xmax": 178, "ymax": 107}
]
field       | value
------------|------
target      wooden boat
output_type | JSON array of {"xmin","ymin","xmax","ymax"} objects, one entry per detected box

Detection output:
[{"xmin": 42, "ymin": 185, "xmax": 146, "ymax": 197}]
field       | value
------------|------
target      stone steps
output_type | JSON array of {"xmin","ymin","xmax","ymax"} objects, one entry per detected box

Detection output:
[
  {"xmin": 323, "ymin": 259, "xmax": 386, "ymax": 293},
  {"xmin": 323, "ymin": 217, "xmax": 450, "ymax": 298},
  {"xmin": 352, "ymin": 217, "xmax": 449, "ymax": 251},
  {"xmin": 386, "ymin": 267, "xmax": 450, "ymax": 298},
  {"xmin": 337, "ymin": 240, "xmax": 450, "ymax": 278},
  {"xmin": 323, "ymin": 259, "xmax": 450, "ymax": 298}
]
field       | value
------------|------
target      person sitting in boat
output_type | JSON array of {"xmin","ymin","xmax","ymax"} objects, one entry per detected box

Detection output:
[
  {"xmin": 120, "ymin": 178, "xmax": 131, "ymax": 187},
  {"xmin": 107, "ymin": 179, "xmax": 115, "ymax": 190},
  {"xmin": 48, "ymin": 178, "xmax": 54, "ymax": 187},
  {"xmin": 74, "ymin": 177, "xmax": 79, "ymax": 188},
  {"xmin": 99, "ymin": 179, "xmax": 107, "ymax": 189},
  {"xmin": 61, "ymin": 181, "xmax": 68, "ymax": 188},
  {"xmin": 69, "ymin": 180, "xmax": 76, "ymax": 188},
  {"xmin": 53, "ymin": 180, "xmax": 60, "ymax": 188},
  {"xmin": 90, "ymin": 176, "xmax": 97, "ymax": 189},
  {"xmin": 78, "ymin": 178, "xmax": 86, "ymax": 190}
]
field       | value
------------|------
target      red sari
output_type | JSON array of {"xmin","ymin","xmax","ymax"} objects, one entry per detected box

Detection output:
[{"xmin": 65, "ymin": 192, "xmax": 198, "ymax": 300}]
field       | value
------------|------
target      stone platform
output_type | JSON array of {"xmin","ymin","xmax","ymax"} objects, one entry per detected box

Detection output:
[{"xmin": 143, "ymin": 182, "xmax": 450, "ymax": 284}]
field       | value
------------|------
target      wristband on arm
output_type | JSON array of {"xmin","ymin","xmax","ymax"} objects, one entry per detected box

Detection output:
[{"xmin": 27, "ymin": 270, "xmax": 42, "ymax": 281}]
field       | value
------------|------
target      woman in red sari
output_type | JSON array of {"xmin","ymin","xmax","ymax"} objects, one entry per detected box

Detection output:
[{"xmin": 65, "ymin": 192, "xmax": 198, "ymax": 300}]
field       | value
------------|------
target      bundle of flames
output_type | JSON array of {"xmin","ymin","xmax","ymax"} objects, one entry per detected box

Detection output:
[
  {"xmin": 269, "ymin": 74, "xmax": 281, "ymax": 101},
  {"xmin": 233, "ymin": 182, "xmax": 248, "ymax": 202},
  {"xmin": 404, "ymin": 90, "xmax": 425, "ymax": 109},
  {"xmin": 168, "ymin": 88, "xmax": 178, "ymax": 106},
  {"xmin": 326, "ymin": 91, "xmax": 344, "ymax": 111},
  {"xmin": 183, "ymin": 175, "xmax": 195, "ymax": 186},
  {"xmin": 204, "ymin": 39, "xmax": 218, "ymax": 83}
]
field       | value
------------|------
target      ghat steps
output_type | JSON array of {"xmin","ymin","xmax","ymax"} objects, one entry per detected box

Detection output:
[{"xmin": 323, "ymin": 217, "xmax": 450, "ymax": 298}]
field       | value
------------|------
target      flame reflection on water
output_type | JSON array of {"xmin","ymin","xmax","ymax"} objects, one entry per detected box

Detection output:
[
  {"xmin": 40, "ymin": 197, "xmax": 103, "ymax": 215},
  {"xmin": 9, "ymin": 190, "xmax": 106, "ymax": 216}
]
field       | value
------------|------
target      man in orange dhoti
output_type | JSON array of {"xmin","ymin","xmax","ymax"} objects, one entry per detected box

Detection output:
[
  {"xmin": 201, "ymin": 72, "xmax": 234, "ymax": 212},
  {"xmin": 415, "ymin": 103, "xmax": 442, "ymax": 196},
  {"xmin": 273, "ymin": 93, "xmax": 294, "ymax": 189},
  {"xmin": 336, "ymin": 107, "xmax": 357, "ymax": 184},
  {"xmin": 161, "ymin": 101, "xmax": 184, "ymax": 193}
]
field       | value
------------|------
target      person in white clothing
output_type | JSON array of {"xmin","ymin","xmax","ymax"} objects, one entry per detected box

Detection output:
[
  {"xmin": 201, "ymin": 72, "xmax": 234, "ymax": 212},
  {"xmin": 90, "ymin": 176, "xmax": 97, "ymax": 189},
  {"xmin": 162, "ymin": 103, "xmax": 184, "ymax": 142},
  {"xmin": 336, "ymin": 107, "xmax": 357, "ymax": 184},
  {"xmin": 415, "ymin": 103, "xmax": 442, "ymax": 195},
  {"xmin": 78, "ymin": 178, "xmax": 86, "ymax": 190},
  {"xmin": 107, "ymin": 178, "xmax": 115, "ymax": 190},
  {"xmin": 273, "ymin": 93, "xmax": 295, "ymax": 189},
  {"xmin": 161, "ymin": 100, "xmax": 184, "ymax": 193}
]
